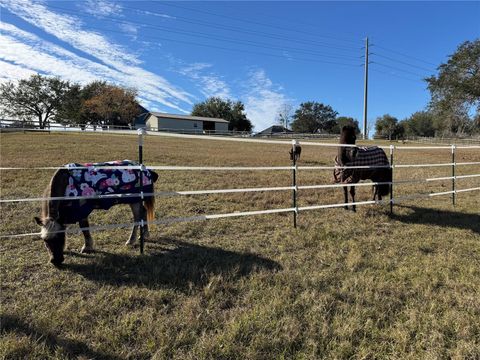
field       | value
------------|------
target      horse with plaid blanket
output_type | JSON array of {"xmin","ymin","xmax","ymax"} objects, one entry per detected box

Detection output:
[{"xmin": 335, "ymin": 126, "xmax": 392, "ymax": 211}]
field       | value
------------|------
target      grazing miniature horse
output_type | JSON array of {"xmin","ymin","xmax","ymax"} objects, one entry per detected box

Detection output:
[
  {"xmin": 289, "ymin": 145, "xmax": 302, "ymax": 162},
  {"xmin": 334, "ymin": 126, "xmax": 391, "ymax": 211},
  {"xmin": 34, "ymin": 160, "xmax": 158, "ymax": 265}
]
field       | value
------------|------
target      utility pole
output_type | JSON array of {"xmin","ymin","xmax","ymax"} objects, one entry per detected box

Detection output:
[{"xmin": 363, "ymin": 37, "xmax": 369, "ymax": 140}]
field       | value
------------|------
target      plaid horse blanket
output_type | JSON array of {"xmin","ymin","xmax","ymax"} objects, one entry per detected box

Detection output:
[
  {"xmin": 60, "ymin": 160, "xmax": 156, "ymax": 223},
  {"xmin": 334, "ymin": 146, "xmax": 390, "ymax": 184}
]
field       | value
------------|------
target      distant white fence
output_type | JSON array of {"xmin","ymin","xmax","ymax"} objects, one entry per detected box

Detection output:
[{"xmin": 1, "ymin": 118, "xmax": 339, "ymax": 139}]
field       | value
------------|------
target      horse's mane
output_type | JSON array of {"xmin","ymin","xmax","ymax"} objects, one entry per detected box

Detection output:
[
  {"xmin": 338, "ymin": 126, "xmax": 357, "ymax": 165},
  {"xmin": 42, "ymin": 169, "xmax": 69, "ymax": 221}
]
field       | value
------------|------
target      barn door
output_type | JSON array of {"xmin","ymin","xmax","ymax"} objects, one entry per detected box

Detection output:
[{"xmin": 203, "ymin": 121, "xmax": 215, "ymax": 133}]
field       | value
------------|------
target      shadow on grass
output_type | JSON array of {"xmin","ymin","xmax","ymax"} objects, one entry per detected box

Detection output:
[
  {"xmin": 64, "ymin": 237, "xmax": 282, "ymax": 290},
  {"xmin": 392, "ymin": 205, "xmax": 480, "ymax": 235},
  {"xmin": 1, "ymin": 314, "xmax": 121, "ymax": 360}
]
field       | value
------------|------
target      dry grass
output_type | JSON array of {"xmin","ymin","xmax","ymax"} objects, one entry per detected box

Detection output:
[{"xmin": 1, "ymin": 132, "xmax": 479, "ymax": 359}]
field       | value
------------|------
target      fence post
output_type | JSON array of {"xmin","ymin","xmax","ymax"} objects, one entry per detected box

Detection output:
[
  {"xmin": 452, "ymin": 144, "xmax": 456, "ymax": 206},
  {"xmin": 389, "ymin": 145, "xmax": 394, "ymax": 215},
  {"xmin": 138, "ymin": 127, "xmax": 146, "ymax": 254},
  {"xmin": 291, "ymin": 140, "xmax": 298, "ymax": 228}
]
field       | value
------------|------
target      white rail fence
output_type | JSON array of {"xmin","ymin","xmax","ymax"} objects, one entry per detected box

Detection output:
[{"xmin": 1, "ymin": 131, "xmax": 479, "ymax": 247}]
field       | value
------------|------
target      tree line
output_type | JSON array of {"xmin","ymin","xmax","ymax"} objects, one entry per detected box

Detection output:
[
  {"xmin": 1, "ymin": 39, "xmax": 478, "ymax": 136},
  {"xmin": 0, "ymin": 74, "xmax": 359, "ymax": 133},
  {"xmin": 0, "ymin": 76, "xmax": 140, "ymax": 129},
  {"xmin": 376, "ymin": 39, "xmax": 480, "ymax": 139}
]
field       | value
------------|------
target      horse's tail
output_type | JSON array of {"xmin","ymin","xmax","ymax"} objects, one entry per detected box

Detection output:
[
  {"xmin": 145, "ymin": 170, "xmax": 158, "ymax": 226},
  {"xmin": 145, "ymin": 196, "xmax": 155, "ymax": 224},
  {"xmin": 378, "ymin": 168, "xmax": 392, "ymax": 196}
]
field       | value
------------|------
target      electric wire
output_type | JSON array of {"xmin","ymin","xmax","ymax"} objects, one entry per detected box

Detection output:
[
  {"xmin": 45, "ymin": 3, "xmax": 362, "ymax": 54},
  {"xmin": 372, "ymin": 62, "xmax": 427, "ymax": 78},
  {"xmin": 135, "ymin": 1, "xmax": 363, "ymax": 45},
  {"xmin": 373, "ymin": 43, "xmax": 438, "ymax": 67},
  {"xmin": 372, "ymin": 53, "xmax": 436, "ymax": 72},
  {"xmin": 1, "ymin": 12, "xmax": 361, "ymax": 66},
  {"xmin": 370, "ymin": 68, "xmax": 422, "ymax": 83}
]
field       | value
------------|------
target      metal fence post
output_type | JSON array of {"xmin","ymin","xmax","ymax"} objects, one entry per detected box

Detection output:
[
  {"xmin": 138, "ymin": 127, "xmax": 146, "ymax": 254},
  {"xmin": 452, "ymin": 144, "xmax": 456, "ymax": 206},
  {"xmin": 291, "ymin": 140, "xmax": 298, "ymax": 228},
  {"xmin": 390, "ymin": 145, "xmax": 394, "ymax": 215}
]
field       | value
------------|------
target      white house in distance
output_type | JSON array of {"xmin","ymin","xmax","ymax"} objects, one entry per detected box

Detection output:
[{"xmin": 144, "ymin": 112, "xmax": 229, "ymax": 133}]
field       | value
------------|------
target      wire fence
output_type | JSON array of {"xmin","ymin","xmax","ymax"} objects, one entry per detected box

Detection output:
[{"xmin": 1, "ymin": 131, "xmax": 479, "ymax": 242}]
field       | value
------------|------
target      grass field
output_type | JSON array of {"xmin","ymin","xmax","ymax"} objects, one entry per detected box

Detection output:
[{"xmin": 1, "ymin": 132, "xmax": 479, "ymax": 359}]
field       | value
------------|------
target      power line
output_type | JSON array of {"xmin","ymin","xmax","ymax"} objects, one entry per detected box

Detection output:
[
  {"xmin": 51, "ymin": 3, "xmax": 363, "ymax": 54},
  {"xmin": 373, "ymin": 43, "xmax": 438, "ymax": 67},
  {"xmin": 370, "ymin": 68, "xmax": 423, "ymax": 83},
  {"xmin": 148, "ymin": 1, "xmax": 363, "ymax": 45},
  {"xmin": 372, "ymin": 53, "xmax": 436, "ymax": 73},
  {"xmin": 2, "ymin": 13, "xmax": 361, "ymax": 67},
  {"xmin": 34, "ymin": 4, "xmax": 362, "ymax": 65},
  {"xmin": 44, "ymin": 5, "xmax": 361, "ymax": 61},
  {"xmin": 372, "ymin": 62, "xmax": 428, "ymax": 78}
]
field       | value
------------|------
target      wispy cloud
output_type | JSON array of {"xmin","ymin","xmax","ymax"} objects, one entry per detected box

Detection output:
[
  {"xmin": 0, "ymin": 0, "xmax": 193, "ymax": 113},
  {"xmin": 84, "ymin": 0, "xmax": 122, "ymax": 18},
  {"xmin": 136, "ymin": 9, "xmax": 176, "ymax": 20},
  {"xmin": 119, "ymin": 23, "xmax": 139, "ymax": 40},
  {"xmin": 178, "ymin": 63, "xmax": 231, "ymax": 99},
  {"xmin": 0, "ymin": 60, "xmax": 36, "ymax": 82},
  {"xmin": 242, "ymin": 69, "xmax": 289, "ymax": 131}
]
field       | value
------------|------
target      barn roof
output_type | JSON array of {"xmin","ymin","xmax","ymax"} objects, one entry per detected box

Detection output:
[
  {"xmin": 256, "ymin": 125, "xmax": 293, "ymax": 135},
  {"xmin": 149, "ymin": 112, "xmax": 229, "ymax": 123}
]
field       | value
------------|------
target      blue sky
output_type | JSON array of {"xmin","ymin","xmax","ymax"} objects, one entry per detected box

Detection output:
[{"xmin": 1, "ymin": 1, "xmax": 479, "ymax": 133}]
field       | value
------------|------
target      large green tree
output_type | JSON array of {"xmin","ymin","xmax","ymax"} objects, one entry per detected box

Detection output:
[
  {"xmin": 426, "ymin": 39, "xmax": 480, "ymax": 135},
  {"xmin": 401, "ymin": 111, "xmax": 437, "ymax": 137},
  {"xmin": 82, "ymin": 83, "xmax": 140, "ymax": 127},
  {"xmin": 191, "ymin": 97, "xmax": 253, "ymax": 132},
  {"xmin": 0, "ymin": 74, "xmax": 75, "ymax": 129},
  {"xmin": 375, "ymin": 114, "xmax": 404, "ymax": 140},
  {"xmin": 291, "ymin": 102, "xmax": 338, "ymax": 133}
]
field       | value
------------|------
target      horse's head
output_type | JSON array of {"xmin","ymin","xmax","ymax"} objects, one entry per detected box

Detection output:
[
  {"xmin": 34, "ymin": 216, "xmax": 66, "ymax": 266},
  {"xmin": 289, "ymin": 146, "xmax": 302, "ymax": 161},
  {"xmin": 340, "ymin": 126, "xmax": 357, "ymax": 145},
  {"xmin": 150, "ymin": 170, "xmax": 159, "ymax": 183}
]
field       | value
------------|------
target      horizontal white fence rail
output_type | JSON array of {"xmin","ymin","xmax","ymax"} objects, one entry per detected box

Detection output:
[
  {"xmin": 2, "ymin": 187, "xmax": 479, "ymax": 239},
  {"xmin": 1, "ymin": 173, "xmax": 479, "ymax": 204},
  {"xmin": 1, "ymin": 161, "xmax": 480, "ymax": 172}
]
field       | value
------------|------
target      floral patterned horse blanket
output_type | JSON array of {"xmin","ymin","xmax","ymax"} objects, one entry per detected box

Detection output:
[
  {"xmin": 334, "ymin": 146, "xmax": 390, "ymax": 184},
  {"xmin": 61, "ymin": 160, "xmax": 156, "ymax": 223}
]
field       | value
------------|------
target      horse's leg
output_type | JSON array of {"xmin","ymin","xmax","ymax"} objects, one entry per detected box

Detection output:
[
  {"xmin": 79, "ymin": 218, "xmax": 95, "ymax": 253},
  {"xmin": 126, "ymin": 202, "xmax": 150, "ymax": 246},
  {"xmin": 350, "ymin": 186, "xmax": 356, "ymax": 212},
  {"xmin": 344, "ymin": 186, "xmax": 349, "ymax": 210},
  {"xmin": 126, "ymin": 203, "xmax": 139, "ymax": 246},
  {"xmin": 140, "ymin": 203, "xmax": 150, "ymax": 240}
]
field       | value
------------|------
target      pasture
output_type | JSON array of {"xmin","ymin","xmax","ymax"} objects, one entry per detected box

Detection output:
[{"xmin": 1, "ymin": 131, "xmax": 479, "ymax": 359}]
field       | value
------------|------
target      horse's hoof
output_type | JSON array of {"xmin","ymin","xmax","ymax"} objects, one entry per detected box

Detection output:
[
  {"xmin": 125, "ymin": 241, "xmax": 136, "ymax": 247},
  {"xmin": 80, "ymin": 247, "xmax": 95, "ymax": 254}
]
